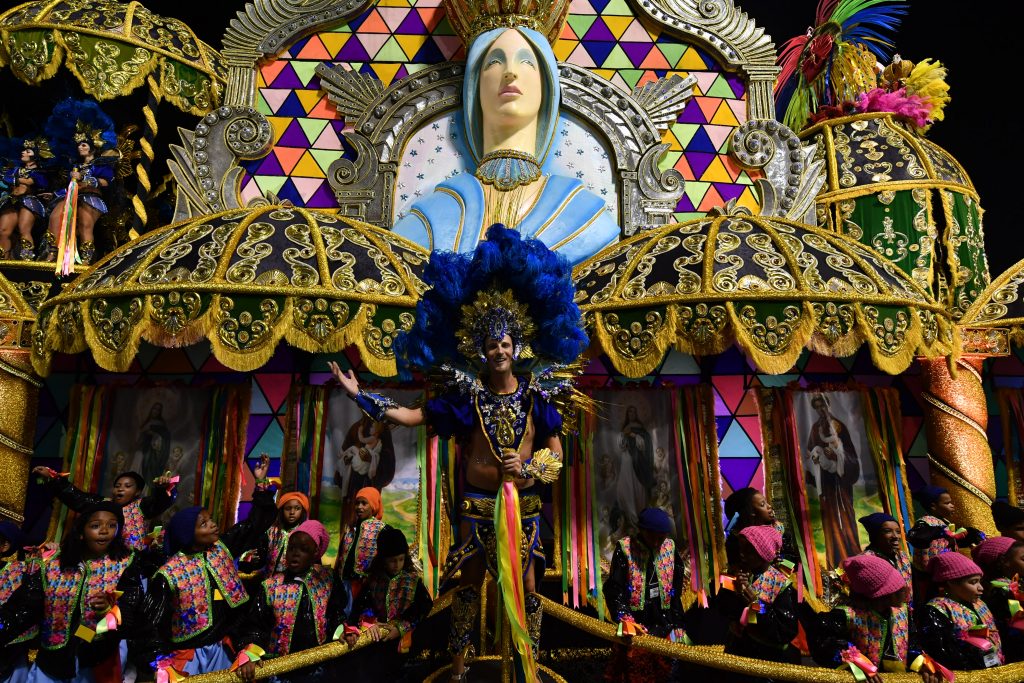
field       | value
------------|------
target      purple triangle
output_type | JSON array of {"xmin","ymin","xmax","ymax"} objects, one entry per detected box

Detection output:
[
  {"xmin": 256, "ymin": 153, "xmax": 285, "ymax": 176},
  {"xmin": 396, "ymin": 10, "xmax": 427, "ymax": 33},
  {"xmin": 620, "ymin": 42, "xmax": 651, "ymax": 68},
  {"xmin": 245, "ymin": 414, "xmax": 273, "ymax": 455},
  {"xmin": 675, "ymin": 194, "xmax": 695, "ymax": 212},
  {"xmin": 277, "ymin": 119, "xmax": 310, "ymax": 148},
  {"xmin": 269, "ymin": 63, "xmax": 303, "ymax": 90},
  {"xmin": 336, "ymin": 38, "xmax": 371, "ymax": 61},
  {"xmin": 685, "ymin": 151, "xmax": 716, "ymax": 179},
  {"xmin": 394, "ymin": 65, "xmax": 409, "ymax": 81},
  {"xmin": 582, "ymin": 19, "xmax": 616, "ymax": 42},
  {"xmin": 241, "ymin": 170, "xmax": 253, "ymax": 185},
  {"xmin": 726, "ymin": 73, "xmax": 746, "ymax": 99},
  {"xmin": 678, "ymin": 99, "xmax": 708, "ymax": 124},
  {"xmin": 720, "ymin": 458, "xmax": 761, "ymax": 492},
  {"xmin": 717, "ymin": 183, "xmax": 745, "ymax": 203},
  {"xmin": 306, "ymin": 182, "xmax": 339, "ymax": 208}
]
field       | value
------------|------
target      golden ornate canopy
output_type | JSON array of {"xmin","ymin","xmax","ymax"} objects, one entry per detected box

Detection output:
[
  {"xmin": 959, "ymin": 256, "xmax": 1024, "ymax": 348},
  {"xmin": 0, "ymin": 0, "xmax": 225, "ymax": 114},
  {"xmin": 574, "ymin": 212, "xmax": 955, "ymax": 377},
  {"xmin": 30, "ymin": 206, "xmax": 428, "ymax": 376},
  {"xmin": 0, "ymin": 270, "xmax": 34, "ymax": 353}
]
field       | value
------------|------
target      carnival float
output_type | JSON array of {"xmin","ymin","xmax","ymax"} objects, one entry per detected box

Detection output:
[{"xmin": 1, "ymin": 0, "xmax": 1023, "ymax": 680}]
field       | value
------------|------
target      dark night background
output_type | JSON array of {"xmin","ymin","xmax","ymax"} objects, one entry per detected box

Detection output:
[{"xmin": 2, "ymin": 0, "xmax": 1019, "ymax": 276}]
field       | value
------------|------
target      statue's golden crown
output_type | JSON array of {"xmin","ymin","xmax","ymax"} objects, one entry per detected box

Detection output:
[{"xmin": 441, "ymin": 0, "xmax": 571, "ymax": 46}]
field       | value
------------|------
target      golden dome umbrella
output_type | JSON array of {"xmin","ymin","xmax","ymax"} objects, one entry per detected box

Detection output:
[
  {"xmin": 30, "ymin": 205, "xmax": 428, "ymax": 376},
  {"xmin": 0, "ymin": 0, "xmax": 228, "ymax": 236},
  {"xmin": 573, "ymin": 210, "xmax": 955, "ymax": 377}
]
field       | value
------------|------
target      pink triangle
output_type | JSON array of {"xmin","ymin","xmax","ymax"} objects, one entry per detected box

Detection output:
[
  {"xmin": 727, "ymin": 99, "xmax": 747, "ymax": 125},
  {"xmin": 747, "ymin": 463, "xmax": 765, "ymax": 492},
  {"xmin": 378, "ymin": 7, "xmax": 411, "ymax": 32},
  {"xmin": 704, "ymin": 124, "xmax": 733, "ymax": 152},
  {"xmin": 692, "ymin": 72, "xmax": 718, "ymax": 95},
  {"xmin": 262, "ymin": 89, "xmax": 290, "ymax": 114},
  {"xmin": 713, "ymin": 375, "xmax": 745, "ymax": 413},
  {"xmin": 736, "ymin": 415, "xmax": 764, "ymax": 454},
  {"xmin": 567, "ymin": 43, "xmax": 596, "ymax": 68},
  {"xmin": 240, "ymin": 179, "xmax": 262, "ymax": 205},
  {"xmin": 434, "ymin": 35, "xmax": 462, "ymax": 60},
  {"xmin": 620, "ymin": 20, "xmax": 652, "ymax": 42},
  {"xmin": 902, "ymin": 416, "xmax": 923, "ymax": 455},
  {"xmin": 313, "ymin": 126, "xmax": 342, "ymax": 151},
  {"xmin": 357, "ymin": 33, "xmax": 391, "ymax": 59},
  {"xmin": 569, "ymin": 0, "xmax": 596, "ymax": 13},
  {"xmin": 293, "ymin": 177, "xmax": 323, "ymax": 203}
]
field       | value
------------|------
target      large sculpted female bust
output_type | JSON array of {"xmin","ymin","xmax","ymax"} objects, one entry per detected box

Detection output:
[{"xmin": 391, "ymin": 25, "xmax": 621, "ymax": 265}]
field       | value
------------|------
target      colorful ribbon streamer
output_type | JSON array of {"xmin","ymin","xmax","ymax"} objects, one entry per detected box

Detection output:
[
  {"xmin": 153, "ymin": 657, "xmax": 186, "ymax": 683},
  {"xmin": 493, "ymin": 476, "xmax": 537, "ymax": 682},
  {"xmin": 55, "ymin": 179, "xmax": 78, "ymax": 276},
  {"xmin": 839, "ymin": 645, "xmax": 879, "ymax": 682},
  {"xmin": 229, "ymin": 643, "xmax": 266, "ymax": 672},
  {"xmin": 910, "ymin": 652, "xmax": 956, "ymax": 681}
]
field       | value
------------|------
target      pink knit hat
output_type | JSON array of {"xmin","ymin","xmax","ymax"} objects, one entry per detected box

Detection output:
[
  {"xmin": 738, "ymin": 525, "xmax": 783, "ymax": 563},
  {"xmin": 929, "ymin": 551, "xmax": 983, "ymax": 582},
  {"xmin": 842, "ymin": 554, "xmax": 906, "ymax": 599},
  {"xmin": 972, "ymin": 536, "xmax": 1018, "ymax": 570},
  {"xmin": 292, "ymin": 520, "xmax": 330, "ymax": 559}
]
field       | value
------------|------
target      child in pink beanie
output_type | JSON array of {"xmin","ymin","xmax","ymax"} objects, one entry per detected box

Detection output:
[
  {"xmin": 809, "ymin": 554, "xmax": 941, "ymax": 681},
  {"xmin": 719, "ymin": 525, "xmax": 800, "ymax": 674},
  {"xmin": 918, "ymin": 552, "xmax": 1003, "ymax": 671},
  {"xmin": 973, "ymin": 536, "xmax": 1024, "ymax": 663},
  {"xmin": 234, "ymin": 520, "xmax": 352, "ymax": 683}
]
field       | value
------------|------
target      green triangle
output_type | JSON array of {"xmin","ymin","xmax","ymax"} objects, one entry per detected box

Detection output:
[
  {"xmin": 757, "ymin": 373, "xmax": 800, "ymax": 388},
  {"xmin": 434, "ymin": 17, "xmax": 455, "ymax": 35},
  {"xmin": 254, "ymin": 175, "xmax": 287, "ymax": 197},
  {"xmin": 566, "ymin": 15, "xmax": 597, "ymax": 38},
  {"xmin": 601, "ymin": 44, "xmax": 633, "ymax": 69},
  {"xmin": 406, "ymin": 63, "xmax": 429, "ymax": 74},
  {"xmin": 292, "ymin": 61, "xmax": 321, "ymax": 87},
  {"xmin": 659, "ymin": 150, "xmax": 681, "ymax": 173},
  {"xmin": 706, "ymin": 74, "xmax": 737, "ymax": 99},
  {"xmin": 255, "ymin": 92, "xmax": 272, "ymax": 116},
  {"xmin": 298, "ymin": 119, "xmax": 329, "ymax": 145},
  {"xmin": 375, "ymin": 36, "xmax": 408, "ymax": 62},
  {"xmin": 658, "ymin": 43, "xmax": 687, "ymax": 68},
  {"xmin": 602, "ymin": 0, "xmax": 633, "ymax": 16},
  {"xmin": 618, "ymin": 69, "xmax": 644, "ymax": 89},
  {"xmin": 674, "ymin": 210, "xmax": 701, "ymax": 222},
  {"xmin": 683, "ymin": 180, "xmax": 709, "ymax": 208},
  {"xmin": 325, "ymin": 25, "xmax": 351, "ymax": 34},
  {"xmin": 717, "ymin": 137, "xmax": 731, "ymax": 154},
  {"xmin": 670, "ymin": 123, "xmax": 700, "ymax": 148},
  {"xmin": 309, "ymin": 148, "xmax": 340, "ymax": 174},
  {"xmin": 736, "ymin": 170, "xmax": 754, "ymax": 186}
]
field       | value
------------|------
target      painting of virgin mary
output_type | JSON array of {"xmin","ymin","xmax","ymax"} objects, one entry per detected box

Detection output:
[{"xmin": 391, "ymin": 26, "xmax": 620, "ymax": 265}]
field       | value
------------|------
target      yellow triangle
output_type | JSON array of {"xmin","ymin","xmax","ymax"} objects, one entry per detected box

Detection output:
[
  {"xmin": 736, "ymin": 186, "xmax": 761, "ymax": 213},
  {"xmin": 320, "ymin": 33, "xmax": 350, "ymax": 58},
  {"xmin": 710, "ymin": 100, "xmax": 740, "ymax": 126},
  {"xmin": 370, "ymin": 62, "xmax": 402, "ymax": 87},
  {"xmin": 292, "ymin": 150, "xmax": 326, "ymax": 178},
  {"xmin": 604, "ymin": 16, "xmax": 634, "ymax": 40},
  {"xmin": 256, "ymin": 71, "xmax": 267, "ymax": 88},
  {"xmin": 553, "ymin": 39, "xmax": 577, "ymax": 61},
  {"xmin": 296, "ymin": 89, "xmax": 323, "ymax": 113},
  {"xmin": 396, "ymin": 33, "xmax": 429, "ymax": 60},
  {"xmin": 676, "ymin": 47, "xmax": 709, "ymax": 71},
  {"xmin": 592, "ymin": 69, "xmax": 616, "ymax": 82},
  {"xmin": 700, "ymin": 156, "xmax": 733, "ymax": 183},
  {"xmin": 662, "ymin": 129, "xmax": 682, "ymax": 151},
  {"xmin": 377, "ymin": 0, "xmax": 411, "ymax": 5},
  {"xmin": 267, "ymin": 116, "xmax": 292, "ymax": 145}
]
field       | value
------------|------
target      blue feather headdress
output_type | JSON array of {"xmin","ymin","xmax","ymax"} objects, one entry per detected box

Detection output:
[
  {"xmin": 395, "ymin": 224, "xmax": 588, "ymax": 380},
  {"xmin": 44, "ymin": 98, "xmax": 118, "ymax": 162}
]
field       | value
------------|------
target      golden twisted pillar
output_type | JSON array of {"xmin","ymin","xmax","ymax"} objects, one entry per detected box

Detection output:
[
  {"xmin": 919, "ymin": 355, "xmax": 996, "ymax": 535},
  {"xmin": 0, "ymin": 350, "xmax": 40, "ymax": 522}
]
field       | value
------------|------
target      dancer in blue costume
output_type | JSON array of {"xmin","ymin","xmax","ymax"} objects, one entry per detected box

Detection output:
[
  {"xmin": 329, "ymin": 225, "xmax": 586, "ymax": 681},
  {"xmin": 391, "ymin": 21, "xmax": 620, "ymax": 265}
]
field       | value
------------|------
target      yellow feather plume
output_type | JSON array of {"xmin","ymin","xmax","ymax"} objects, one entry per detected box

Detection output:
[{"xmin": 906, "ymin": 58, "xmax": 950, "ymax": 126}]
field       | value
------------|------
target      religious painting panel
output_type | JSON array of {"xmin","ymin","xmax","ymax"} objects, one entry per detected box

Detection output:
[{"xmin": 759, "ymin": 385, "xmax": 913, "ymax": 603}]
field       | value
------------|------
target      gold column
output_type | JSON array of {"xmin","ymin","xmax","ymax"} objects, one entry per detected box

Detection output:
[
  {"xmin": 919, "ymin": 355, "xmax": 996, "ymax": 535},
  {"xmin": 0, "ymin": 349, "xmax": 40, "ymax": 522}
]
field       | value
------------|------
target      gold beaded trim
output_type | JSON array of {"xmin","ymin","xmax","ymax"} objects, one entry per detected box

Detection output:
[
  {"xmin": 0, "ymin": 430, "xmax": 32, "ymax": 455},
  {"xmin": 927, "ymin": 453, "xmax": 993, "ymax": 506},
  {"xmin": 0, "ymin": 358, "xmax": 42, "ymax": 387},
  {"xmin": 921, "ymin": 391, "xmax": 988, "ymax": 440}
]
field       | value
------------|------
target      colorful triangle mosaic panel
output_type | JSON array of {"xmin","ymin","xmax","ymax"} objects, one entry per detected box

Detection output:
[{"xmin": 241, "ymin": 0, "xmax": 757, "ymax": 220}]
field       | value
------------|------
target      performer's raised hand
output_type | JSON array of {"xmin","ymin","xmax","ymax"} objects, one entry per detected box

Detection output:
[
  {"xmin": 328, "ymin": 361, "xmax": 361, "ymax": 397},
  {"xmin": 253, "ymin": 454, "xmax": 271, "ymax": 481}
]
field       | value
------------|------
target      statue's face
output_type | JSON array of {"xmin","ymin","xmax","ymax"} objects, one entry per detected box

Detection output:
[{"xmin": 478, "ymin": 29, "xmax": 543, "ymax": 143}]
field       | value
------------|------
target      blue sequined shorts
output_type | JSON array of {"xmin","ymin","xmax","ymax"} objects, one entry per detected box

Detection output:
[{"xmin": 444, "ymin": 485, "xmax": 545, "ymax": 579}]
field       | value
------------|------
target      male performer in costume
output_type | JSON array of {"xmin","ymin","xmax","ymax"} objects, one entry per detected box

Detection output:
[{"xmin": 330, "ymin": 225, "xmax": 584, "ymax": 681}]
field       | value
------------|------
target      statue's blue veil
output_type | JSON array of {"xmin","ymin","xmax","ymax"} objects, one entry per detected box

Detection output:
[{"xmin": 462, "ymin": 26, "xmax": 560, "ymax": 165}]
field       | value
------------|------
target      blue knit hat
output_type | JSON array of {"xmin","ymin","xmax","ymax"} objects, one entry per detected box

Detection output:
[
  {"xmin": 859, "ymin": 512, "xmax": 898, "ymax": 540},
  {"xmin": 0, "ymin": 520, "xmax": 23, "ymax": 549},
  {"xmin": 638, "ymin": 507, "xmax": 673, "ymax": 534},
  {"xmin": 165, "ymin": 506, "xmax": 203, "ymax": 555}
]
